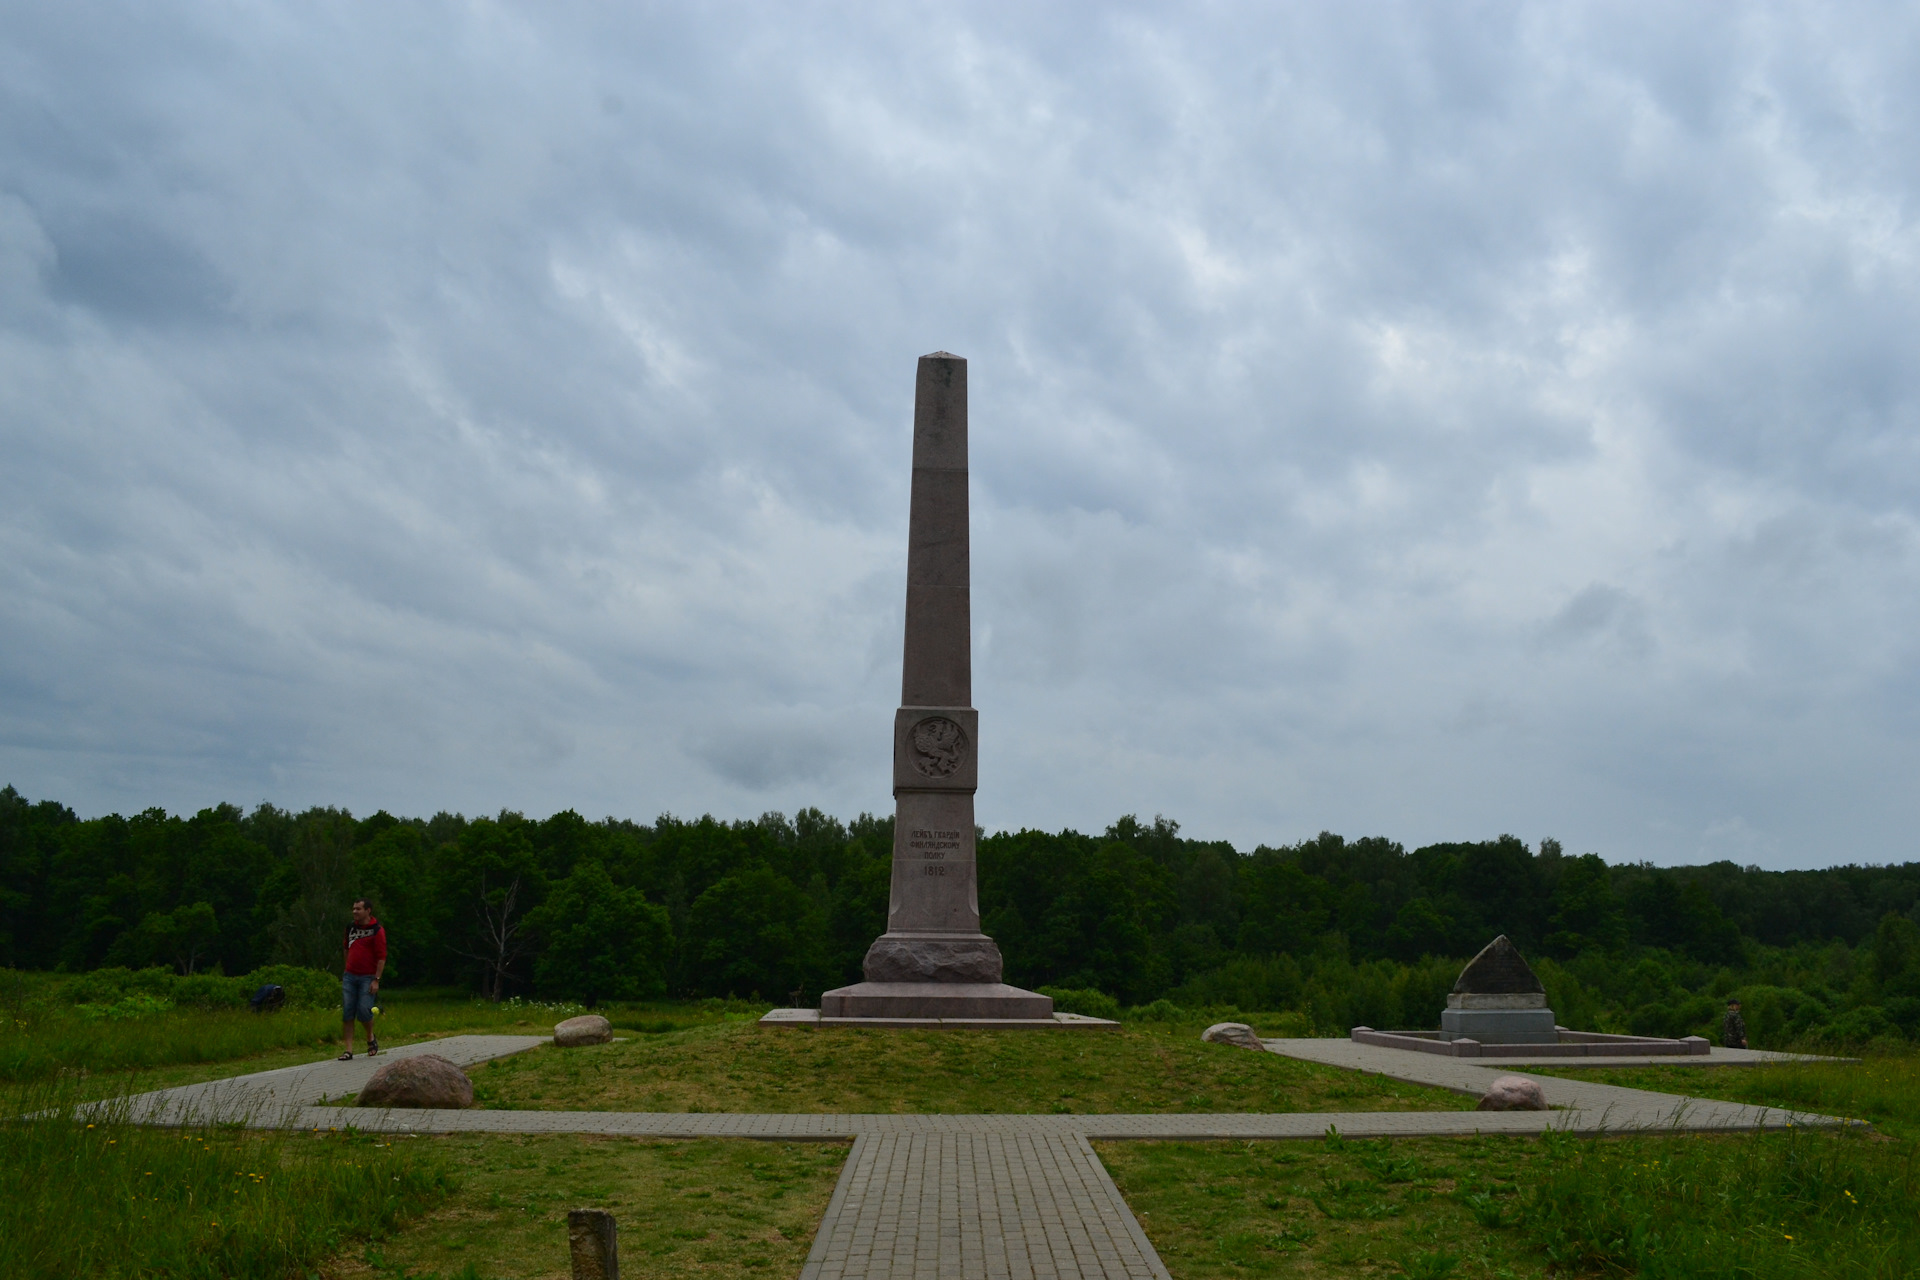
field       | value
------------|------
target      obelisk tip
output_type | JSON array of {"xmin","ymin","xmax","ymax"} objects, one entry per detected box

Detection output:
[{"xmin": 921, "ymin": 350, "xmax": 964, "ymax": 361}]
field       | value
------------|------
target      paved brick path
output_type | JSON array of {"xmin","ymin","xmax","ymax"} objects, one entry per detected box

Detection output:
[
  {"xmin": 111, "ymin": 1034, "xmax": 546, "ymax": 1125},
  {"xmin": 1259, "ymin": 1037, "xmax": 1848, "ymax": 1132},
  {"xmin": 111, "ymin": 1033, "xmax": 1858, "ymax": 1279},
  {"xmin": 798, "ymin": 1132, "xmax": 1168, "ymax": 1280}
]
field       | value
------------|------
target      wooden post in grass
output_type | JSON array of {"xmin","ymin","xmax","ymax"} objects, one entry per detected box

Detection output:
[{"xmin": 568, "ymin": 1208, "xmax": 618, "ymax": 1280}]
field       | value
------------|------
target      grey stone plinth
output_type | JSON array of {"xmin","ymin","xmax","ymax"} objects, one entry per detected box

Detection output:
[
  {"xmin": 1440, "ymin": 1007, "xmax": 1558, "ymax": 1044},
  {"xmin": 818, "ymin": 981, "xmax": 1054, "ymax": 1020},
  {"xmin": 761, "ymin": 1008, "xmax": 1119, "ymax": 1030},
  {"xmin": 1447, "ymin": 992, "xmax": 1546, "ymax": 1010},
  {"xmin": 863, "ymin": 932, "xmax": 1002, "ymax": 983}
]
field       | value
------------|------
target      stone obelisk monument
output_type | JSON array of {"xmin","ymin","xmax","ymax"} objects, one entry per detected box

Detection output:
[{"xmin": 816, "ymin": 352, "xmax": 1056, "ymax": 1022}]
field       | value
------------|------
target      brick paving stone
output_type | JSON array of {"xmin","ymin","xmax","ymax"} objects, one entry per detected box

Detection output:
[
  {"xmin": 798, "ymin": 1131, "xmax": 1169, "ymax": 1280},
  {"xmin": 1260, "ymin": 1037, "xmax": 1853, "ymax": 1132},
  {"xmin": 111, "ymin": 1034, "xmax": 546, "ymax": 1126}
]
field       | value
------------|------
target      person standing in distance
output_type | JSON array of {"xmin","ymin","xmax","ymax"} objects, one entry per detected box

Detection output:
[
  {"xmin": 1722, "ymin": 997, "xmax": 1748, "ymax": 1050},
  {"xmin": 340, "ymin": 898, "xmax": 387, "ymax": 1060}
]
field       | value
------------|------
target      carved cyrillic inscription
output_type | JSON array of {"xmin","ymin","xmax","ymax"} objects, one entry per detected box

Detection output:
[{"xmin": 907, "ymin": 827, "xmax": 964, "ymax": 859}]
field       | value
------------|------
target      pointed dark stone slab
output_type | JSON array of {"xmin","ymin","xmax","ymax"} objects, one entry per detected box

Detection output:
[{"xmin": 1451, "ymin": 935, "xmax": 1545, "ymax": 995}]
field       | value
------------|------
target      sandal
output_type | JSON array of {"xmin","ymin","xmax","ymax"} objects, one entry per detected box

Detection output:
[
  {"xmin": 337, "ymin": 1051, "xmax": 354, "ymax": 1061},
  {"xmin": 367, "ymin": 1039, "xmax": 379, "ymax": 1056}
]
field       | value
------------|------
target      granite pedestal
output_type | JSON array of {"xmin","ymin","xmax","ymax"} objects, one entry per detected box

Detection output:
[{"xmin": 1439, "ymin": 988, "xmax": 1559, "ymax": 1044}]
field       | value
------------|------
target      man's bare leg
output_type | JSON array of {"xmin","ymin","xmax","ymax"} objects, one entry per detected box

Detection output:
[
  {"xmin": 342, "ymin": 1020, "xmax": 357, "ymax": 1054},
  {"xmin": 360, "ymin": 1017, "xmax": 376, "ymax": 1053}
]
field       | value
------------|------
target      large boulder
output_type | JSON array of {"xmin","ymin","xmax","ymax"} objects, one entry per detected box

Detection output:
[
  {"xmin": 862, "ymin": 934, "xmax": 1003, "ymax": 983},
  {"xmin": 555, "ymin": 1014, "xmax": 613, "ymax": 1047},
  {"xmin": 1476, "ymin": 1075, "xmax": 1549, "ymax": 1112},
  {"xmin": 1201, "ymin": 1022, "xmax": 1265, "ymax": 1050},
  {"xmin": 356, "ymin": 1053, "xmax": 473, "ymax": 1109}
]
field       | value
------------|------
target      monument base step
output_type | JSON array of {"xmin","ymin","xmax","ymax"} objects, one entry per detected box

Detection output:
[
  {"xmin": 760, "ymin": 1007, "xmax": 1119, "ymax": 1030},
  {"xmin": 814, "ymin": 980, "xmax": 1053, "ymax": 1021}
]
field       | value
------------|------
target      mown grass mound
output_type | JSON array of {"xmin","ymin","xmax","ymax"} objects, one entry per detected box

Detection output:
[{"xmin": 463, "ymin": 1016, "xmax": 1472, "ymax": 1115}]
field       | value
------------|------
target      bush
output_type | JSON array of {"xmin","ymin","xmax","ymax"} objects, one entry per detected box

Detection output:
[
  {"xmin": 1037, "ymin": 986, "xmax": 1121, "ymax": 1021},
  {"xmin": 1816, "ymin": 1005, "xmax": 1902, "ymax": 1048},
  {"xmin": 52, "ymin": 965, "xmax": 338, "ymax": 1014},
  {"xmin": 1130, "ymin": 998, "xmax": 1187, "ymax": 1022},
  {"xmin": 1251, "ymin": 1009, "xmax": 1314, "ymax": 1037},
  {"xmin": 74, "ymin": 993, "xmax": 175, "ymax": 1021},
  {"xmin": 173, "ymin": 973, "xmax": 250, "ymax": 1011},
  {"xmin": 242, "ymin": 965, "xmax": 341, "ymax": 1011}
]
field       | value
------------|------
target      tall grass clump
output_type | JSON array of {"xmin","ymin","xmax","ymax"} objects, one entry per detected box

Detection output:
[
  {"xmin": 0, "ymin": 1088, "xmax": 453, "ymax": 1279},
  {"xmin": 1523, "ymin": 1126, "xmax": 1920, "ymax": 1278},
  {"xmin": 1706, "ymin": 1055, "xmax": 1920, "ymax": 1134},
  {"xmin": 0, "ymin": 1006, "xmax": 344, "ymax": 1083},
  {"xmin": 0, "ymin": 965, "xmax": 349, "ymax": 1084}
]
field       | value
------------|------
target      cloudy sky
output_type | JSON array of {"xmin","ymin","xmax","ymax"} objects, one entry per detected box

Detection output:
[{"xmin": 2, "ymin": 3, "xmax": 1916, "ymax": 868}]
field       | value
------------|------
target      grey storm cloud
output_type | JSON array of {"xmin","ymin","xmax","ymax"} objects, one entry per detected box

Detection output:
[{"xmin": 1, "ymin": 2, "xmax": 1917, "ymax": 868}]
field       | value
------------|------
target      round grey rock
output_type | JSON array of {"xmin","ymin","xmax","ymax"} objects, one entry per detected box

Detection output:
[
  {"xmin": 355, "ymin": 1053, "xmax": 474, "ymax": 1109},
  {"xmin": 554, "ymin": 1014, "xmax": 613, "ymax": 1047},
  {"xmin": 1477, "ymin": 1075, "xmax": 1549, "ymax": 1111},
  {"xmin": 1201, "ymin": 1022, "xmax": 1265, "ymax": 1050}
]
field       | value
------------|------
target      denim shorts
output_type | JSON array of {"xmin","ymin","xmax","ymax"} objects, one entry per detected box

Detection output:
[{"xmin": 342, "ymin": 972, "xmax": 376, "ymax": 1022}]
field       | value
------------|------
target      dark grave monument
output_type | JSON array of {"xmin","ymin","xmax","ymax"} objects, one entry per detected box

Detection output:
[
  {"xmin": 761, "ymin": 353, "xmax": 1112, "ymax": 1028},
  {"xmin": 1440, "ymin": 935, "xmax": 1557, "ymax": 1044},
  {"xmin": 1351, "ymin": 934, "xmax": 1709, "ymax": 1058}
]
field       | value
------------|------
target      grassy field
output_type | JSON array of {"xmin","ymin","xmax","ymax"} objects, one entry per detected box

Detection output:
[
  {"xmin": 1103, "ymin": 1124, "xmax": 1920, "ymax": 1279},
  {"xmin": 1101, "ymin": 1133, "xmax": 1548, "ymax": 1279},
  {"xmin": 0, "ymin": 1093, "xmax": 452, "ymax": 1280},
  {"xmin": 0, "ymin": 993, "xmax": 758, "ymax": 1101},
  {"xmin": 325, "ymin": 1136, "xmax": 845, "ymax": 1280},
  {"xmin": 1540, "ymin": 1054, "xmax": 1920, "ymax": 1136},
  {"xmin": 16, "ymin": 986, "xmax": 1918, "ymax": 1279},
  {"xmin": 463, "ymin": 1019, "xmax": 1473, "ymax": 1115}
]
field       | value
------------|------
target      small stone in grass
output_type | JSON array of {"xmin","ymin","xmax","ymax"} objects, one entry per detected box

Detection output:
[
  {"xmin": 1201, "ymin": 1022, "xmax": 1265, "ymax": 1050},
  {"xmin": 555, "ymin": 1014, "xmax": 614, "ymax": 1047},
  {"xmin": 1477, "ymin": 1075, "xmax": 1548, "ymax": 1111}
]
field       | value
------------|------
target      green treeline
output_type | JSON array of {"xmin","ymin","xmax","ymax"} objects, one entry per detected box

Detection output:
[{"xmin": 5, "ymin": 785, "xmax": 1920, "ymax": 1047}]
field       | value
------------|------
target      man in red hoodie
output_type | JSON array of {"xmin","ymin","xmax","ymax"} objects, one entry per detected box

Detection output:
[{"xmin": 340, "ymin": 898, "xmax": 387, "ymax": 1060}]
